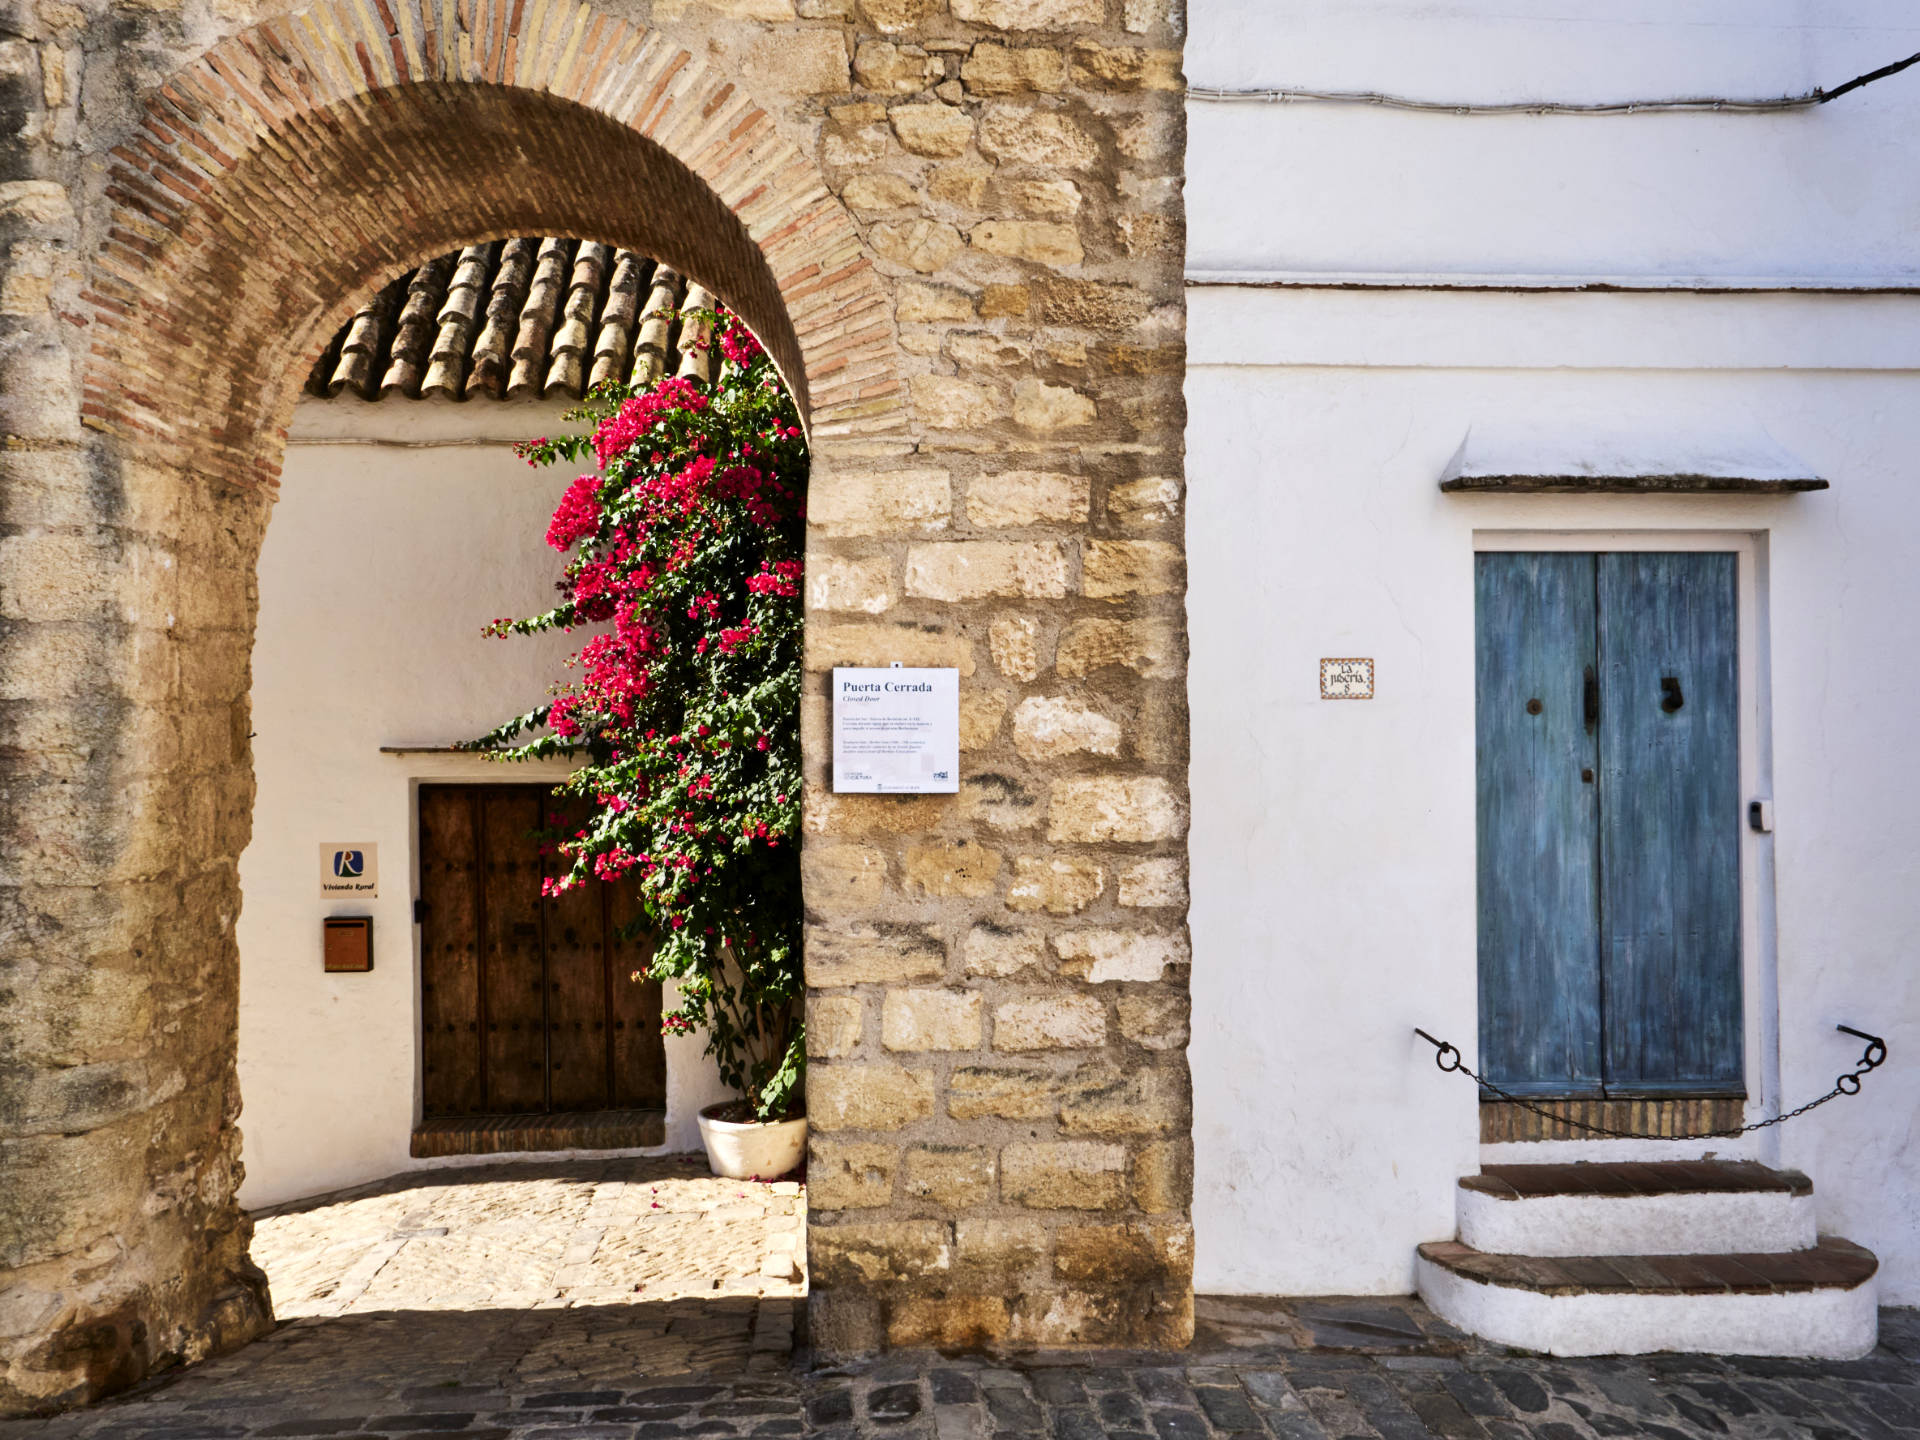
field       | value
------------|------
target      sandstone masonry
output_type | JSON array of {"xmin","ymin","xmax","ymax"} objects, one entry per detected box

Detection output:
[{"xmin": 0, "ymin": 0, "xmax": 1189, "ymax": 1411}]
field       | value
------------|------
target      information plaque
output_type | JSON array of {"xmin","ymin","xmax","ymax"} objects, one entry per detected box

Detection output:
[{"xmin": 832, "ymin": 666, "xmax": 960, "ymax": 794}]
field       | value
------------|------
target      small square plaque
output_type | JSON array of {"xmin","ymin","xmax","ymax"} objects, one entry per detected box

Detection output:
[
  {"xmin": 1320, "ymin": 657, "xmax": 1375, "ymax": 700},
  {"xmin": 832, "ymin": 666, "xmax": 960, "ymax": 793}
]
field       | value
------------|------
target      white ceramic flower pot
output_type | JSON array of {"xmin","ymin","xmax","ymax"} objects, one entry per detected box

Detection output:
[{"xmin": 697, "ymin": 1104, "xmax": 807, "ymax": 1180}]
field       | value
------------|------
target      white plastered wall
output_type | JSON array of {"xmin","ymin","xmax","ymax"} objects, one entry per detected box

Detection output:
[
  {"xmin": 235, "ymin": 401, "xmax": 729, "ymax": 1210},
  {"xmin": 1183, "ymin": 289, "xmax": 1920, "ymax": 1300}
]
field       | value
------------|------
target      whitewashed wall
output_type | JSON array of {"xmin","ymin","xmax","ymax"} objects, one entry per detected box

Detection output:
[
  {"xmin": 236, "ymin": 402, "xmax": 728, "ymax": 1210},
  {"xmin": 1185, "ymin": 0, "xmax": 1920, "ymax": 1301}
]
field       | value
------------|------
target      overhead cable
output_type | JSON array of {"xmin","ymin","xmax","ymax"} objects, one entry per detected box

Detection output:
[{"xmin": 1187, "ymin": 48, "xmax": 1920, "ymax": 116}]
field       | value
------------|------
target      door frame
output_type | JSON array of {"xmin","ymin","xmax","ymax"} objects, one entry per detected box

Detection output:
[{"xmin": 1472, "ymin": 528, "xmax": 1779, "ymax": 1129}]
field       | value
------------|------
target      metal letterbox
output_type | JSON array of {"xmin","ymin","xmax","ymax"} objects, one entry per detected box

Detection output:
[{"xmin": 323, "ymin": 916, "xmax": 373, "ymax": 972}]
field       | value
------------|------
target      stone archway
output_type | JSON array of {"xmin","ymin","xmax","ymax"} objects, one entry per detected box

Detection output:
[{"xmin": 0, "ymin": 0, "xmax": 1193, "ymax": 1414}]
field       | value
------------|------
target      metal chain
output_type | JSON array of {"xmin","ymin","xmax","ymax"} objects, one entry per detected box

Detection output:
[{"xmin": 1412, "ymin": 1025, "xmax": 1887, "ymax": 1140}]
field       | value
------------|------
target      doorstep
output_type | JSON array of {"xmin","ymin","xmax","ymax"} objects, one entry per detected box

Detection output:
[{"xmin": 410, "ymin": 1108, "xmax": 666, "ymax": 1158}]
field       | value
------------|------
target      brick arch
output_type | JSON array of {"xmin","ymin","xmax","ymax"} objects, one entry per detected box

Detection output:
[{"xmin": 83, "ymin": 0, "xmax": 904, "ymax": 487}]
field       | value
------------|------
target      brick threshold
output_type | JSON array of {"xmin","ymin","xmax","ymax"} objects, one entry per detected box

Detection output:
[
  {"xmin": 1463, "ymin": 1159, "xmax": 1813, "ymax": 1200},
  {"xmin": 1419, "ymin": 1236, "xmax": 1878, "ymax": 1296},
  {"xmin": 411, "ymin": 1108, "xmax": 666, "ymax": 1158}
]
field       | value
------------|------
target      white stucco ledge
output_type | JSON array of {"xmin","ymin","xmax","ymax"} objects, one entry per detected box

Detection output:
[
  {"xmin": 1416, "ymin": 1238, "xmax": 1879, "ymax": 1359},
  {"xmin": 1437, "ymin": 423, "xmax": 1827, "ymax": 494}
]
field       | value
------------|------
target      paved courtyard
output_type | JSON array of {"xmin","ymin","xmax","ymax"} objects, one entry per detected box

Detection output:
[{"xmin": 2, "ymin": 1159, "xmax": 1916, "ymax": 1440}]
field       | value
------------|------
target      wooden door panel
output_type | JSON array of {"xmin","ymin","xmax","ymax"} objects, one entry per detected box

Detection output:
[
  {"xmin": 418, "ymin": 787, "xmax": 483, "ymax": 1116},
  {"xmin": 544, "ymin": 795, "xmax": 612, "ymax": 1111},
  {"xmin": 1597, "ymin": 552, "xmax": 1743, "ymax": 1094},
  {"xmin": 1476, "ymin": 552, "xmax": 1605, "ymax": 1095},
  {"xmin": 479, "ymin": 787, "xmax": 548, "ymax": 1112},
  {"xmin": 608, "ymin": 879, "xmax": 667, "ymax": 1108}
]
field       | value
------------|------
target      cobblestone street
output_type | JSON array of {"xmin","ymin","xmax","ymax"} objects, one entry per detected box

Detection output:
[{"xmin": 3, "ymin": 1161, "xmax": 1915, "ymax": 1439}]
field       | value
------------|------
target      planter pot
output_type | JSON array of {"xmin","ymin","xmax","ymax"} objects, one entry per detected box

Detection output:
[{"xmin": 697, "ymin": 1103, "xmax": 807, "ymax": 1180}]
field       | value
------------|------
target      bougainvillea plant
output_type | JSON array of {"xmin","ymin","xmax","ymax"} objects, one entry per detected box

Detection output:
[{"xmin": 473, "ymin": 310, "xmax": 806, "ymax": 1122}]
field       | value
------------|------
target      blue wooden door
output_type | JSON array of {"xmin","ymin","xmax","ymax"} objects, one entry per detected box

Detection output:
[
  {"xmin": 1596, "ymin": 553, "xmax": 1743, "ymax": 1094},
  {"xmin": 1476, "ymin": 553, "xmax": 1604, "ymax": 1094},
  {"xmin": 1475, "ymin": 552, "xmax": 1741, "ymax": 1097}
]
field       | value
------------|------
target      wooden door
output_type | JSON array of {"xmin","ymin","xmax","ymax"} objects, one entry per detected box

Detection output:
[
  {"xmin": 417, "ymin": 784, "xmax": 666, "ymax": 1117},
  {"xmin": 1475, "ymin": 552, "xmax": 1742, "ymax": 1098}
]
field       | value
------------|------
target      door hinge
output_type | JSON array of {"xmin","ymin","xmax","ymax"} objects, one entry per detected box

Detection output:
[{"xmin": 413, "ymin": 897, "xmax": 429, "ymax": 924}]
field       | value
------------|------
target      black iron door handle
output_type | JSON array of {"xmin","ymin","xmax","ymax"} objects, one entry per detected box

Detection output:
[
  {"xmin": 1583, "ymin": 666, "xmax": 1598, "ymax": 730},
  {"xmin": 1660, "ymin": 676, "xmax": 1685, "ymax": 712}
]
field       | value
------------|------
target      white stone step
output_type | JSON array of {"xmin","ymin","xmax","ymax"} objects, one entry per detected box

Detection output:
[
  {"xmin": 1417, "ymin": 1236, "xmax": 1879, "ymax": 1359},
  {"xmin": 1458, "ymin": 1161, "xmax": 1816, "ymax": 1256}
]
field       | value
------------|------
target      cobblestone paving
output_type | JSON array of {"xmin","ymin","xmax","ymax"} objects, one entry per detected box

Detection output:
[
  {"xmin": 3, "ymin": 1158, "xmax": 1915, "ymax": 1439},
  {"xmin": 253, "ymin": 1157, "xmax": 808, "ymax": 1314}
]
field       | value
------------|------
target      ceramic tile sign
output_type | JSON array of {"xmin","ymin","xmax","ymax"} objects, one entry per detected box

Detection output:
[
  {"xmin": 320, "ymin": 842, "xmax": 379, "ymax": 899},
  {"xmin": 1320, "ymin": 657, "xmax": 1375, "ymax": 700},
  {"xmin": 833, "ymin": 666, "xmax": 960, "ymax": 793}
]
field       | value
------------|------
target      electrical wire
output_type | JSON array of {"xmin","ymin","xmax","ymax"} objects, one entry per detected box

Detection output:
[{"xmin": 1187, "ymin": 48, "xmax": 1920, "ymax": 116}]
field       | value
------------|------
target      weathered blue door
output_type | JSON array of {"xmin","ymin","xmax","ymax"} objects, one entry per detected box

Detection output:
[{"xmin": 1476, "ymin": 552, "xmax": 1742, "ymax": 1097}]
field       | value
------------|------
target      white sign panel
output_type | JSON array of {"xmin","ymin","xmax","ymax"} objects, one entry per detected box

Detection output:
[
  {"xmin": 1320, "ymin": 658, "xmax": 1375, "ymax": 700},
  {"xmin": 832, "ymin": 667, "xmax": 960, "ymax": 793},
  {"xmin": 320, "ymin": 842, "xmax": 379, "ymax": 899}
]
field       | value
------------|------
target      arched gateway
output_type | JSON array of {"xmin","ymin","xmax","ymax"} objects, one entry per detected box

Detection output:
[{"xmin": 0, "ymin": 0, "xmax": 1193, "ymax": 1412}]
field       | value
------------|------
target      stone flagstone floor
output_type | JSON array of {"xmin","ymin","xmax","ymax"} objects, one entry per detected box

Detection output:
[{"xmin": 3, "ymin": 1159, "xmax": 1917, "ymax": 1439}]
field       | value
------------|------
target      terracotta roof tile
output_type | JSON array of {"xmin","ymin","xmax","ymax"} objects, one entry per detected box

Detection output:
[{"xmin": 307, "ymin": 238, "xmax": 706, "ymax": 402}]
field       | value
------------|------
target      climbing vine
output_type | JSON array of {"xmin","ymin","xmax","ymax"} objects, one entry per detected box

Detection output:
[{"xmin": 475, "ymin": 313, "xmax": 806, "ymax": 1121}]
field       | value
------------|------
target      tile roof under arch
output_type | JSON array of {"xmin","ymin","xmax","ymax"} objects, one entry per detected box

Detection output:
[{"xmin": 305, "ymin": 238, "xmax": 718, "ymax": 403}]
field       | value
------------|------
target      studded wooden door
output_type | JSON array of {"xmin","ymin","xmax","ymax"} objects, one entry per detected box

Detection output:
[
  {"xmin": 417, "ymin": 784, "xmax": 666, "ymax": 1117},
  {"xmin": 1475, "ymin": 552, "xmax": 1743, "ymax": 1098}
]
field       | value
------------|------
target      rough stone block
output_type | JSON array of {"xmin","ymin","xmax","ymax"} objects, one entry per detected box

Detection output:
[
  {"xmin": 891, "ymin": 103, "xmax": 975, "ymax": 156},
  {"xmin": 988, "ymin": 615, "xmax": 1042, "ymax": 681},
  {"xmin": 951, "ymin": 0, "xmax": 1102, "ymax": 29},
  {"xmin": 966, "ymin": 470, "xmax": 1089, "ymax": 527},
  {"xmin": 856, "ymin": 41, "xmax": 941, "ymax": 93},
  {"xmin": 971, "ymin": 220, "xmax": 1084, "ymax": 268},
  {"xmin": 1011, "ymin": 695, "xmax": 1120, "ymax": 760},
  {"xmin": 999, "ymin": 176, "xmax": 1083, "ymax": 218},
  {"xmin": 961, "ymin": 41, "xmax": 1066, "ymax": 94},
  {"xmin": 810, "ymin": 469, "xmax": 950, "ymax": 537},
  {"xmin": 978, "ymin": 107, "xmax": 1099, "ymax": 168},
  {"xmin": 1070, "ymin": 41, "xmax": 1182, "ymax": 90},
  {"xmin": 896, "ymin": 281, "xmax": 976, "ymax": 323},
  {"xmin": 1131, "ymin": 1138, "xmax": 1194, "ymax": 1214},
  {"xmin": 808, "ymin": 1139, "xmax": 899, "ymax": 1207},
  {"xmin": 1005, "ymin": 855, "xmax": 1105, "ymax": 915},
  {"xmin": 809, "ymin": 1063, "xmax": 937, "ymax": 1132},
  {"xmin": 1116, "ymin": 991, "xmax": 1189, "ymax": 1051},
  {"xmin": 908, "ymin": 374, "xmax": 1007, "ymax": 428},
  {"xmin": 905, "ymin": 541, "xmax": 1070, "ymax": 601},
  {"xmin": 962, "ymin": 923, "xmax": 1048, "ymax": 976},
  {"xmin": 947, "ymin": 1064, "xmax": 1056, "ymax": 1119},
  {"xmin": 860, "ymin": 0, "xmax": 944, "ymax": 30},
  {"xmin": 1055, "ymin": 617, "xmax": 1181, "ymax": 679},
  {"xmin": 1052, "ymin": 928, "xmax": 1186, "ymax": 982},
  {"xmin": 955, "ymin": 1216, "xmax": 1051, "ymax": 1273},
  {"xmin": 872, "ymin": 219, "xmax": 966, "ymax": 273},
  {"xmin": 804, "ymin": 844, "xmax": 890, "ymax": 907},
  {"xmin": 1046, "ymin": 776, "xmax": 1187, "ymax": 843},
  {"xmin": 1117, "ymin": 857, "xmax": 1187, "ymax": 907},
  {"xmin": 1012, "ymin": 378, "xmax": 1097, "ymax": 432},
  {"xmin": 1053, "ymin": 1219, "xmax": 1194, "ymax": 1284},
  {"xmin": 1001, "ymin": 1141, "xmax": 1128, "ymax": 1209},
  {"xmin": 808, "ymin": 622, "xmax": 976, "ymax": 675},
  {"xmin": 1060, "ymin": 1062, "xmax": 1189, "ymax": 1136},
  {"xmin": 807, "ymin": 555, "xmax": 895, "ymax": 613},
  {"xmin": 887, "ymin": 1294, "xmax": 1010, "ymax": 1346},
  {"xmin": 959, "ymin": 687, "xmax": 1009, "ymax": 748},
  {"xmin": 1107, "ymin": 476, "xmax": 1182, "ymax": 528},
  {"xmin": 992, "ymin": 994, "xmax": 1106, "ymax": 1050},
  {"xmin": 882, "ymin": 988, "xmax": 984, "ymax": 1051},
  {"xmin": 1082, "ymin": 539, "xmax": 1183, "ymax": 598},
  {"xmin": 809, "ymin": 994, "xmax": 866, "ymax": 1058},
  {"xmin": 806, "ymin": 923, "xmax": 945, "ymax": 986},
  {"xmin": 810, "ymin": 1221, "xmax": 952, "ymax": 1284},
  {"xmin": 743, "ymin": 27, "xmax": 851, "ymax": 94},
  {"xmin": 904, "ymin": 1144, "xmax": 996, "ymax": 1206},
  {"xmin": 979, "ymin": 282, "xmax": 1030, "ymax": 317},
  {"xmin": 901, "ymin": 840, "xmax": 1003, "ymax": 897},
  {"xmin": 843, "ymin": 172, "xmax": 922, "ymax": 212},
  {"xmin": 929, "ymin": 157, "xmax": 993, "ymax": 207}
]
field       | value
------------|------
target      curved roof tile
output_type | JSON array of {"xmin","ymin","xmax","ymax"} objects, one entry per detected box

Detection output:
[{"xmin": 307, "ymin": 240, "xmax": 707, "ymax": 403}]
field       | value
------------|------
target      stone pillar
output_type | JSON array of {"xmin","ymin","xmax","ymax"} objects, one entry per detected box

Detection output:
[{"xmin": 800, "ymin": 0, "xmax": 1192, "ymax": 1352}]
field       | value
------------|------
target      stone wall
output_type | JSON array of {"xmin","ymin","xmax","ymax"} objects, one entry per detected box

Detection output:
[{"xmin": 0, "ymin": 0, "xmax": 1189, "ymax": 1411}]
